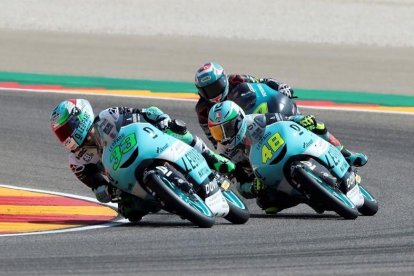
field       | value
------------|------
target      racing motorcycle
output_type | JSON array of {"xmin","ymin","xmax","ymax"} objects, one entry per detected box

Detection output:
[
  {"xmin": 249, "ymin": 120, "xmax": 378, "ymax": 219},
  {"xmin": 100, "ymin": 121, "xmax": 249, "ymax": 228},
  {"xmin": 230, "ymin": 82, "xmax": 299, "ymax": 117}
]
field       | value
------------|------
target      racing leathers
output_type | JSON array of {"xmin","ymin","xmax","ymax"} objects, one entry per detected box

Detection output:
[
  {"xmin": 216, "ymin": 113, "xmax": 304, "ymax": 214},
  {"xmin": 197, "ymin": 77, "xmax": 368, "ymax": 168},
  {"xmin": 195, "ymin": 74, "xmax": 294, "ymax": 146},
  {"xmin": 218, "ymin": 112, "xmax": 365, "ymax": 214},
  {"xmin": 68, "ymin": 106, "xmax": 234, "ymax": 221}
]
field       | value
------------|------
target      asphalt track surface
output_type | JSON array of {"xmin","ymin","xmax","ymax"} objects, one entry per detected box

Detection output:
[
  {"xmin": 0, "ymin": 89, "xmax": 412, "ymax": 275},
  {"xmin": 0, "ymin": 32, "xmax": 414, "ymax": 275}
]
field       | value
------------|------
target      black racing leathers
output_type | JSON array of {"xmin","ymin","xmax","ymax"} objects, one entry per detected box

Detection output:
[{"xmin": 195, "ymin": 74, "xmax": 292, "ymax": 146}]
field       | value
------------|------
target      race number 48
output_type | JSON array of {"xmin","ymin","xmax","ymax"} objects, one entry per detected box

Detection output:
[{"xmin": 262, "ymin": 132, "xmax": 285, "ymax": 164}]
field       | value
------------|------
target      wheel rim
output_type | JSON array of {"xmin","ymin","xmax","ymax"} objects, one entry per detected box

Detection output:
[
  {"xmin": 359, "ymin": 185, "xmax": 377, "ymax": 202},
  {"xmin": 306, "ymin": 171, "xmax": 355, "ymax": 209},
  {"xmin": 162, "ymin": 176, "xmax": 213, "ymax": 217},
  {"xmin": 222, "ymin": 191, "xmax": 246, "ymax": 209}
]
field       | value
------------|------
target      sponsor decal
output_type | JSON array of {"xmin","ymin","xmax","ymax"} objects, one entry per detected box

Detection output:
[
  {"xmin": 103, "ymin": 122, "xmax": 114, "ymax": 135},
  {"xmin": 256, "ymin": 131, "xmax": 271, "ymax": 150},
  {"xmin": 303, "ymin": 139, "xmax": 314, "ymax": 149},
  {"xmin": 156, "ymin": 144, "xmax": 169, "ymax": 154},
  {"xmin": 205, "ymin": 180, "xmax": 218, "ymax": 195},
  {"xmin": 215, "ymin": 111, "xmax": 222, "ymax": 121},
  {"xmin": 82, "ymin": 153, "xmax": 93, "ymax": 162},
  {"xmin": 182, "ymin": 148, "xmax": 203, "ymax": 173},
  {"xmin": 197, "ymin": 166, "xmax": 210, "ymax": 178},
  {"xmin": 201, "ymin": 75, "xmax": 212, "ymax": 83},
  {"xmin": 258, "ymin": 84, "xmax": 267, "ymax": 97}
]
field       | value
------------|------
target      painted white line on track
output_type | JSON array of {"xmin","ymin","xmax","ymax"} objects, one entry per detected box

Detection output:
[
  {"xmin": 1, "ymin": 87, "xmax": 414, "ymax": 115},
  {"xmin": 0, "ymin": 184, "xmax": 128, "ymax": 238}
]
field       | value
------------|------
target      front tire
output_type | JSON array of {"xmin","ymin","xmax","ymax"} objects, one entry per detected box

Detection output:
[
  {"xmin": 291, "ymin": 162, "xmax": 359, "ymax": 220},
  {"xmin": 222, "ymin": 190, "xmax": 250, "ymax": 224},
  {"xmin": 357, "ymin": 185, "xmax": 379, "ymax": 216},
  {"xmin": 145, "ymin": 171, "xmax": 215, "ymax": 228}
]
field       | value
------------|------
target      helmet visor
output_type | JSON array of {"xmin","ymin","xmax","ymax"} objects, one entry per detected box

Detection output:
[
  {"xmin": 210, "ymin": 115, "xmax": 239, "ymax": 144},
  {"xmin": 197, "ymin": 74, "xmax": 227, "ymax": 100},
  {"xmin": 54, "ymin": 115, "xmax": 80, "ymax": 142}
]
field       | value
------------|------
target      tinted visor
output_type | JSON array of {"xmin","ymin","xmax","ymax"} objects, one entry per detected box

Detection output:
[
  {"xmin": 210, "ymin": 115, "xmax": 240, "ymax": 144},
  {"xmin": 54, "ymin": 115, "xmax": 80, "ymax": 142},
  {"xmin": 197, "ymin": 74, "xmax": 227, "ymax": 100}
]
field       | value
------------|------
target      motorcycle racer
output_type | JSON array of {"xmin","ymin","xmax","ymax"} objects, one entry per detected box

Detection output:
[
  {"xmin": 207, "ymin": 100, "xmax": 366, "ymax": 214},
  {"xmin": 194, "ymin": 62, "xmax": 368, "ymax": 167},
  {"xmin": 50, "ymin": 99, "xmax": 234, "ymax": 222}
]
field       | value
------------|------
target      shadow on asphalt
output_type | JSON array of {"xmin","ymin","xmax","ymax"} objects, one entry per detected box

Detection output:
[{"xmin": 249, "ymin": 213, "xmax": 341, "ymax": 220}]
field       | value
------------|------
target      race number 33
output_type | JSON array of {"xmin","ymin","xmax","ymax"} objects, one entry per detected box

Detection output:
[
  {"xmin": 262, "ymin": 132, "xmax": 285, "ymax": 164},
  {"xmin": 110, "ymin": 133, "xmax": 137, "ymax": 170}
]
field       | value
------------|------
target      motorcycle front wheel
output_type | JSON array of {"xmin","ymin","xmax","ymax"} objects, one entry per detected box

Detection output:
[
  {"xmin": 357, "ymin": 184, "xmax": 378, "ymax": 216},
  {"xmin": 144, "ymin": 170, "xmax": 215, "ymax": 228},
  {"xmin": 222, "ymin": 189, "xmax": 250, "ymax": 224},
  {"xmin": 290, "ymin": 161, "xmax": 359, "ymax": 220}
]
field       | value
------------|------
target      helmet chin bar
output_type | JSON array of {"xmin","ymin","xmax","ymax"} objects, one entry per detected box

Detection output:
[
  {"xmin": 64, "ymin": 137, "xmax": 80, "ymax": 152},
  {"xmin": 210, "ymin": 95, "xmax": 222, "ymax": 103}
]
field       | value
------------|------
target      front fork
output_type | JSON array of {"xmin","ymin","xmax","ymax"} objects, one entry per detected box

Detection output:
[
  {"xmin": 198, "ymin": 173, "xmax": 230, "ymax": 217},
  {"xmin": 295, "ymin": 161, "xmax": 364, "ymax": 208},
  {"xmin": 145, "ymin": 163, "xmax": 230, "ymax": 217}
]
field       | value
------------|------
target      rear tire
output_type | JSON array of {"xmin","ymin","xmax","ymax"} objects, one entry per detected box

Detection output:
[
  {"xmin": 358, "ymin": 185, "xmax": 379, "ymax": 216},
  {"xmin": 291, "ymin": 163, "xmax": 359, "ymax": 220},
  {"xmin": 145, "ymin": 171, "xmax": 215, "ymax": 228}
]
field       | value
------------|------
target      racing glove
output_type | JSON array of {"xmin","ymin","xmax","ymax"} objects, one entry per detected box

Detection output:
[
  {"xmin": 278, "ymin": 83, "xmax": 294, "ymax": 98},
  {"xmin": 294, "ymin": 115, "xmax": 317, "ymax": 131},
  {"xmin": 143, "ymin": 106, "xmax": 171, "ymax": 130},
  {"xmin": 260, "ymin": 78, "xmax": 294, "ymax": 98}
]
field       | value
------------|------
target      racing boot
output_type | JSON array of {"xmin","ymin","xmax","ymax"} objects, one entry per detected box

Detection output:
[
  {"xmin": 256, "ymin": 188, "xmax": 301, "ymax": 215},
  {"xmin": 294, "ymin": 115, "xmax": 368, "ymax": 167},
  {"xmin": 202, "ymin": 148, "xmax": 235, "ymax": 174},
  {"xmin": 118, "ymin": 193, "xmax": 161, "ymax": 222},
  {"xmin": 340, "ymin": 147, "xmax": 368, "ymax": 167},
  {"xmin": 237, "ymin": 178, "xmax": 265, "ymax": 200},
  {"xmin": 322, "ymin": 130, "xmax": 368, "ymax": 167}
]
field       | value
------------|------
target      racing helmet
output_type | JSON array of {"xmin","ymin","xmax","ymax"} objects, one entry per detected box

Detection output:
[
  {"xmin": 93, "ymin": 108, "xmax": 121, "ymax": 149},
  {"xmin": 195, "ymin": 62, "xmax": 229, "ymax": 103},
  {"xmin": 208, "ymin": 100, "xmax": 247, "ymax": 149},
  {"xmin": 50, "ymin": 99, "xmax": 95, "ymax": 152}
]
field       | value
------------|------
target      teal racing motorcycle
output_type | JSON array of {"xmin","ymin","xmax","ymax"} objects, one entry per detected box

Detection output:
[
  {"xmin": 249, "ymin": 120, "xmax": 378, "ymax": 219},
  {"xmin": 100, "ymin": 121, "xmax": 249, "ymax": 228}
]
